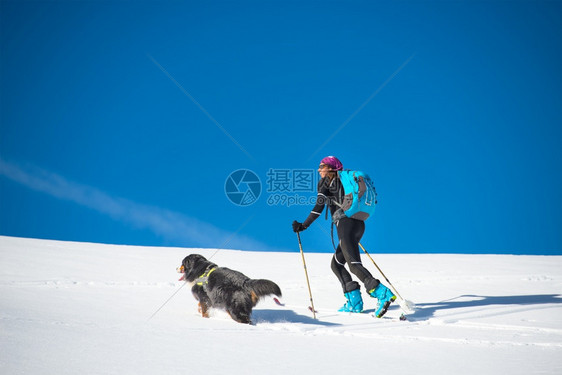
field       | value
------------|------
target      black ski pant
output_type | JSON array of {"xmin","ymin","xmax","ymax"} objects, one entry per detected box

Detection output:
[{"xmin": 331, "ymin": 217, "xmax": 380, "ymax": 293}]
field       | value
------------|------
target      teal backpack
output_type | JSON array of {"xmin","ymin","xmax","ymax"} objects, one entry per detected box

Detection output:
[{"xmin": 336, "ymin": 170, "xmax": 378, "ymax": 221}]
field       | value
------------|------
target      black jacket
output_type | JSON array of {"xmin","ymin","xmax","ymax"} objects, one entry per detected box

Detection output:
[{"xmin": 302, "ymin": 176, "xmax": 344, "ymax": 228}]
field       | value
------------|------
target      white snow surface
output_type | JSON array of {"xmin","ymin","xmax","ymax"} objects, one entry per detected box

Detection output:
[{"xmin": 1, "ymin": 236, "xmax": 561, "ymax": 374}]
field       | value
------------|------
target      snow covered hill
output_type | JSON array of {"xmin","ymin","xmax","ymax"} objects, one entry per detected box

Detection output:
[{"xmin": 1, "ymin": 236, "xmax": 561, "ymax": 374}]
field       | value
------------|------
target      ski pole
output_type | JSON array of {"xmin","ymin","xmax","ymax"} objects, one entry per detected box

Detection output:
[
  {"xmin": 359, "ymin": 242, "xmax": 405, "ymax": 302},
  {"xmin": 359, "ymin": 242, "xmax": 414, "ymax": 319},
  {"xmin": 296, "ymin": 232, "xmax": 317, "ymax": 319}
]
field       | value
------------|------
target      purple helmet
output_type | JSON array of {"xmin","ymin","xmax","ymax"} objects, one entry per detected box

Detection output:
[{"xmin": 320, "ymin": 156, "xmax": 343, "ymax": 171}]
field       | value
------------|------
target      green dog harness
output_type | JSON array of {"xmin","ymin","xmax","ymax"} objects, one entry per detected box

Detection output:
[{"xmin": 195, "ymin": 267, "xmax": 216, "ymax": 286}]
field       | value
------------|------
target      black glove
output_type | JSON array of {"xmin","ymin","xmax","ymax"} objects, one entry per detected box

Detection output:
[{"xmin": 292, "ymin": 220, "xmax": 307, "ymax": 233}]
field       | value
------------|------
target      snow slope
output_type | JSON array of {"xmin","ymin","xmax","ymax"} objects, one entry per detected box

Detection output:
[{"xmin": 1, "ymin": 236, "xmax": 561, "ymax": 374}]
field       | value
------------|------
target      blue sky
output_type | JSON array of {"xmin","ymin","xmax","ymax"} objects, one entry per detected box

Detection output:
[{"xmin": 1, "ymin": 1, "xmax": 561, "ymax": 254}]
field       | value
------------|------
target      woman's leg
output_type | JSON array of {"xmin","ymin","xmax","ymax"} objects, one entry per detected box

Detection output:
[
  {"xmin": 337, "ymin": 218, "xmax": 379, "ymax": 292},
  {"xmin": 331, "ymin": 245, "xmax": 360, "ymax": 292}
]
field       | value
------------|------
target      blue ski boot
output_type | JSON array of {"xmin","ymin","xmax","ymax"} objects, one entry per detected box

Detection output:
[
  {"xmin": 369, "ymin": 283, "xmax": 396, "ymax": 318},
  {"xmin": 338, "ymin": 289, "xmax": 364, "ymax": 313}
]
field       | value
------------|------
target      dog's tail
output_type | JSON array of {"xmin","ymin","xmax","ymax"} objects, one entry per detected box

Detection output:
[{"xmin": 247, "ymin": 279, "xmax": 282, "ymax": 301}]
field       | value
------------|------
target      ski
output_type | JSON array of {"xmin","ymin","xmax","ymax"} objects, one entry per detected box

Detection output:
[
  {"xmin": 318, "ymin": 310, "xmax": 407, "ymax": 322},
  {"xmin": 273, "ymin": 298, "xmax": 407, "ymax": 321}
]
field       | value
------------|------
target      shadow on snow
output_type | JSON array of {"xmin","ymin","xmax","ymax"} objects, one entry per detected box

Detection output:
[
  {"xmin": 252, "ymin": 309, "xmax": 340, "ymax": 326},
  {"xmin": 407, "ymin": 294, "xmax": 562, "ymax": 320}
]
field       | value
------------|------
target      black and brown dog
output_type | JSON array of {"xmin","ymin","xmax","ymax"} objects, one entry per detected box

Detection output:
[{"xmin": 177, "ymin": 254, "xmax": 282, "ymax": 324}]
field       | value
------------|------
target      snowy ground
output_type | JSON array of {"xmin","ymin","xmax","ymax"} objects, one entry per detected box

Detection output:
[{"xmin": 1, "ymin": 235, "xmax": 561, "ymax": 374}]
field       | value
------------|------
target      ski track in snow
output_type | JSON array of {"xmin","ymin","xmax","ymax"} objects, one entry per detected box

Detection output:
[
  {"xmin": 1, "ymin": 236, "xmax": 562, "ymax": 374},
  {"xmin": 4, "ymin": 276, "xmax": 559, "ymax": 347},
  {"xmin": 251, "ymin": 304, "xmax": 562, "ymax": 348}
]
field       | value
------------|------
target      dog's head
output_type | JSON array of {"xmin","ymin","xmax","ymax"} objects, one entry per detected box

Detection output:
[{"xmin": 176, "ymin": 254, "xmax": 216, "ymax": 282}]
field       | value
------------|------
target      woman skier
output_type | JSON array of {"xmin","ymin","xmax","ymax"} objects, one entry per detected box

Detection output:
[{"xmin": 292, "ymin": 156, "xmax": 396, "ymax": 317}]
